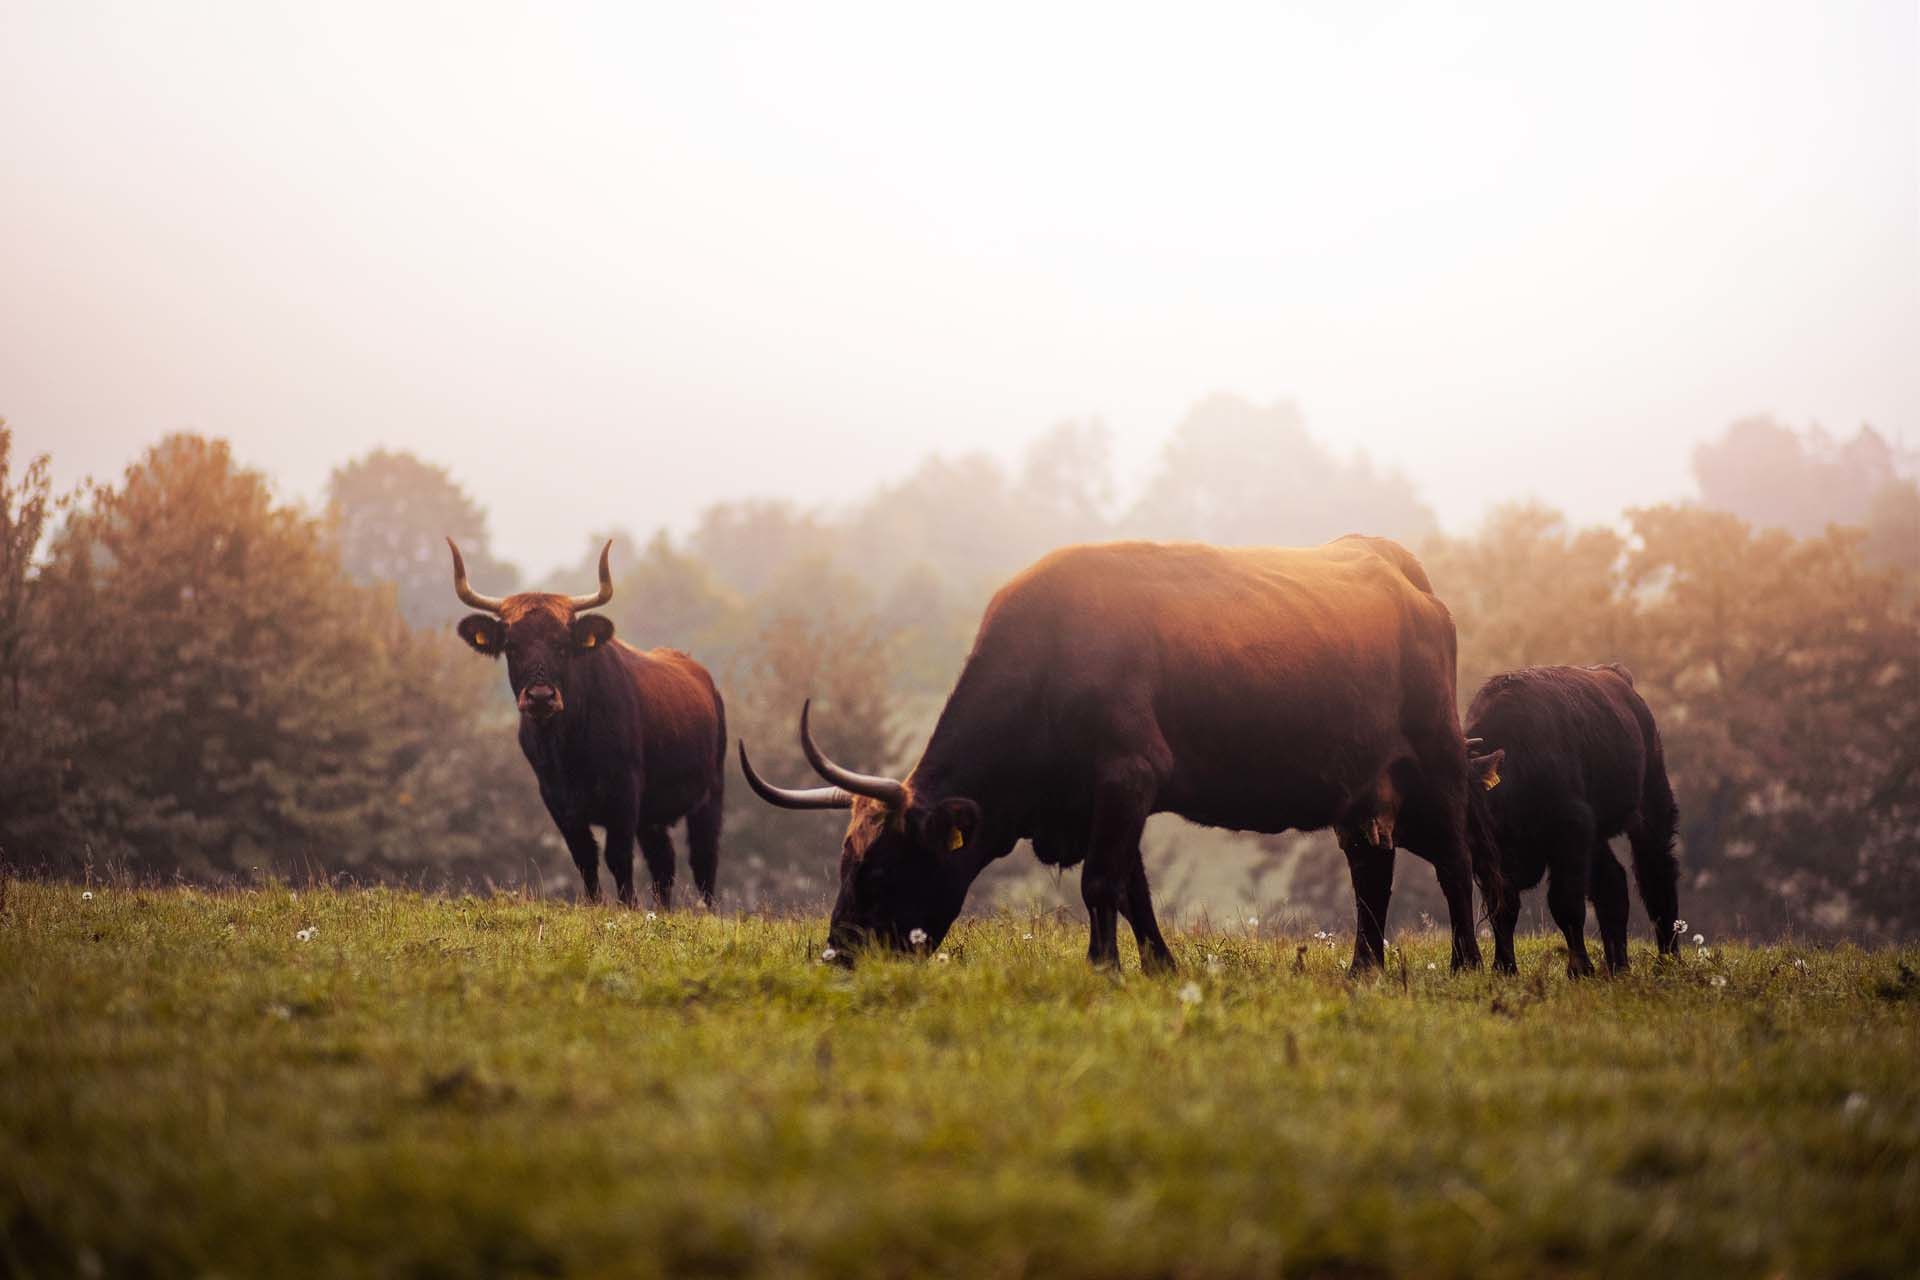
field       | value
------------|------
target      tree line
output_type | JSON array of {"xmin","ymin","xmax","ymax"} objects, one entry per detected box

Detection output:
[{"xmin": 1, "ymin": 402, "xmax": 1913, "ymax": 937}]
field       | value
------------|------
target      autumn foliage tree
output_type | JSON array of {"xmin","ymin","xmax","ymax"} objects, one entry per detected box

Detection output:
[{"xmin": 10, "ymin": 435, "xmax": 548, "ymax": 880}]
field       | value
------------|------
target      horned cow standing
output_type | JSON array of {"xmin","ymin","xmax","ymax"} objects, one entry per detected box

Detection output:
[{"xmin": 449, "ymin": 539, "xmax": 726, "ymax": 907}]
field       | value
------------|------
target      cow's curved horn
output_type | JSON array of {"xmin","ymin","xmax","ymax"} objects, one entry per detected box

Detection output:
[
  {"xmin": 567, "ymin": 540, "xmax": 614, "ymax": 611},
  {"xmin": 1465, "ymin": 737, "xmax": 1486, "ymax": 750},
  {"xmin": 799, "ymin": 700, "xmax": 907, "ymax": 808},
  {"xmin": 447, "ymin": 537, "xmax": 506, "ymax": 613},
  {"xmin": 738, "ymin": 741, "xmax": 854, "ymax": 810}
]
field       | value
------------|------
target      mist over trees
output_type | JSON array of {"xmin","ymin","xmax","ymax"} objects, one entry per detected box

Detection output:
[{"xmin": 0, "ymin": 404, "xmax": 1913, "ymax": 939}]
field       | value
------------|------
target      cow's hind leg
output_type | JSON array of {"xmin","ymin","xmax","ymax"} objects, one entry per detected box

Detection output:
[
  {"xmin": 637, "ymin": 825, "xmax": 676, "ymax": 909},
  {"xmin": 685, "ymin": 789, "xmax": 722, "ymax": 908},
  {"xmin": 1118, "ymin": 855, "xmax": 1176, "ymax": 975},
  {"xmin": 1590, "ymin": 842, "xmax": 1631, "ymax": 974},
  {"xmin": 1627, "ymin": 764, "xmax": 1681, "ymax": 957},
  {"xmin": 1546, "ymin": 811, "xmax": 1596, "ymax": 977}
]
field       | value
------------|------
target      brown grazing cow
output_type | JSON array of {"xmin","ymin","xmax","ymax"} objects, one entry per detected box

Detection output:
[
  {"xmin": 742, "ymin": 536, "xmax": 1499, "ymax": 973},
  {"xmin": 449, "ymin": 539, "xmax": 726, "ymax": 907},
  {"xmin": 1464, "ymin": 663, "xmax": 1681, "ymax": 976}
]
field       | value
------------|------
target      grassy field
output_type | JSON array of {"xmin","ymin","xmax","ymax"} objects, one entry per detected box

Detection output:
[{"xmin": 1, "ymin": 881, "xmax": 1915, "ymax": 1279}]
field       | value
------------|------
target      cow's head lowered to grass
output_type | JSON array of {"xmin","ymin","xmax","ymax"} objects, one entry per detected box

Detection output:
[
  {"xmin": 738, "ymin": 702, "xmax": 981, "ymax": 961},
  {"xmin": 449, "ymin": 538, "xmax": 615, "ymax": 725}
]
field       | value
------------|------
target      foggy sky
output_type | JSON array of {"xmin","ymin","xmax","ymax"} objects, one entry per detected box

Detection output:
[{"xmin": 3, "ymin": 1, "xmax": 1915, "ymax": 578}]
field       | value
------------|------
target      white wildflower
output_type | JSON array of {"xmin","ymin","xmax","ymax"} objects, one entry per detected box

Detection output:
[
  {"xmin": 1794, "ymin": 957, "xmax": 1808, "ymax": 971},
  {"xmin": 1177, "ymin": 982, "xmax": 1202, "ymax": 1006},
  {"xmin": 935, "ymin": 952, "xmax": 951, "ymax": 963},
  {"xmin": 81, "ymin": 890, "xmax": 94, "ymax": 901},
  {"xmin": 1021, "ymin": 932, "xmax": 1034, "ymax": 941},
  {"xmin": 1313, "ymin": 931, "xmax": 1329, "ymax": 940},
  {"xmin": 1692, "ymin": 932, "xmax": 1705, "ymax": 946},
  {"xmin": 1426, "ymin": 962, "xmax": 1438, "ymax": 971},
  {"xmin": 295, "ymin": 928, "xmax": 314, "ymax": 942},
  {"xmin": 1246, "ymin": 916, "xmax": 1259, "ymax": 928},
  {"xmin": 820, "ymin": 947, "xmax": 837, "ymax": 962},
  {"xmin": 645, "ymin": 911, "xmax": 657, "ymax": 921},
  {"xmin": 1709, "ymin": 975, "xmax": 1727, "ymax": 988},
  {"xmin": 1672, "ymin": 919, "xmax": 1688, "ymax": 934},
  {"xmin": 908, "ymin": 928, "xmax": 928, "ymax": 946}
]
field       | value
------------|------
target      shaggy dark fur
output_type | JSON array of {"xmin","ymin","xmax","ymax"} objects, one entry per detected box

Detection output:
[{"xmin": 1465, "ymin": 663, "xmax": 1680, "ymax": 976}]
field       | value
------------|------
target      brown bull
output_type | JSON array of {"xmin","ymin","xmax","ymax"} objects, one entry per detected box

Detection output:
[
  {"xmin": 449, "ymin": 540, "xmax": 726, "ymax": 907},
  {"xmin": 743, "ymin": 536, "xmax": 1499, "ymax": 973}
]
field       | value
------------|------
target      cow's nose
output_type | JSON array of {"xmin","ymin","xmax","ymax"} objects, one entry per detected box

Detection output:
[
  {"xmin": 526, "ymin": 685, "xmax": 555, "ymax": 703},
  {"xmin": 521, "ymin": 684, "xmax": 560, "ymax": 716}
]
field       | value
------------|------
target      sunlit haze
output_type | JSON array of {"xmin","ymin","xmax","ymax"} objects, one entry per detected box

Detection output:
[{"xmin": 4, "ymin": 1, "xmax": 1914, "ymax": 576}]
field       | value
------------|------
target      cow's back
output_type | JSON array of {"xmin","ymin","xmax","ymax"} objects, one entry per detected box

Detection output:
[
  {"xmin": 1466, "ymin": 665, "xmax": 1648, "ymax": 836},
  {"xmin": 963, "ymin": 539, "xmax": 1457, "ymax": 833}
]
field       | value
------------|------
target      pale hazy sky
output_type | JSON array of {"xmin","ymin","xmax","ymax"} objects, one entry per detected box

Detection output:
[{"xmin": 4, "ymin": 1, "xmax": 1915, "ymax": 576}]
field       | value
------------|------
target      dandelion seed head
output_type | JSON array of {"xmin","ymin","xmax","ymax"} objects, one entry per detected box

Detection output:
[
  {"xmin": 81, "ymin": 890, "xmax": 94, "ymax": 901},
  {"xmin": 908, "ymin": 928, "xmax": 928, "ymax": 946},
  {"xmin": 645, "ymin": 911, "xmax": 657, "ymax": 921},
  {"xmin": 1246, "ymin": 916, "xmax": 1259, "ymax": 928},
  {"xmin": 1177, "ymin": 982, "xmax": 1203, "ymax": 1006},
  {"xmin": 1673, "ymin": 919, "xmax": 1688, "ymax": 934},
  {"xmin": 820, "ymin": 947, "xmax": 837, "ymax": 962}
]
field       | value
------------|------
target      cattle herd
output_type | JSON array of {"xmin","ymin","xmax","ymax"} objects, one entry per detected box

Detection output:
[{"xmin": 449, "ymin": 533, "xmax": 1680, "ymax": 978}]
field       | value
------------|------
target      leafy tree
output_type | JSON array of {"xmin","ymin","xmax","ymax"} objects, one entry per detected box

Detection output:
[
  {"xmin": 0, "ymin": 423, "xmax": 78, "ymax": 866},
  {"xmin": 1127, "ymin": 393, "xmax": 1436, "ymax": 546},
  {"xmin": 326, "ymin": 449, "xmax": 519, "ymax": 629},
  {"xmin": 691, "ymin": 500, "xmax": 839, "ymax": 598},
  {"xmin": 1692, "ymin": 416, "xmax": 1908, "ymax": 540},
  {"xmin": 27, "ymin": 435, "xmax": 547, "ymax": 880},
  {"xmin": 1621, "ymin": 505, "xmax": 1919, "ymax": 939},
  {"xmin": 1422, "ymin": 503, "xmax": 1633, "ymax": 699},
  {"xmin": 722, "ymin": 559, "xmax": 901, "ymax": 907}
]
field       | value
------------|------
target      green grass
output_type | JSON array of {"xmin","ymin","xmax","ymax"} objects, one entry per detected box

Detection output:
[{"xmin": 1, "ymin": 881, "xmax": 1915, "ymax": 1279}]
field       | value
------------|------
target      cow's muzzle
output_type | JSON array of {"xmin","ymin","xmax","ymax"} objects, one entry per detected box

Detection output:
[{"xmin": 519, "ymin": 684, "xmax": 563, "ymax": 721}]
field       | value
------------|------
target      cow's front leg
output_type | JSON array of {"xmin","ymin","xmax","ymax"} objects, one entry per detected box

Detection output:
[
  {"xmin": 1081, "ymin": 757, "xmax": 1158, "ymax": 972},
  {"xmin": 560, "ymin": 826, "xmax": 602, "ymax": 903},
  {"xmin": 638, "ymin": 825, "xmax": 677, "ymax": 910},
  {"xmin": 604, "ymin": 821, "xmax": 639, "ymax": 907},
  {"xmin": 1120, "ymin": 856, "xmax": 1177, "ymax": 975}
]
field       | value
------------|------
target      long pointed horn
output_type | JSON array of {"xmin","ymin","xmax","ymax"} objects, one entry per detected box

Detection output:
[
  {"xmin": 447, "ymin": 537, "xmax": 506, "ymax": 613},
  {"xmin": 799, "ymin": 699, "xmax": 907, "ymax": 808},
  {"xmin": 1465, "ymin": 737, "xmax": 1486, "ymax": 750},
  {"xmin": 738, "ymin": 742, "xmax": 854, "ymax": 810},
  {"xmin": 567, "ymin": 540, "xmax": 614, "ymax": 611}
]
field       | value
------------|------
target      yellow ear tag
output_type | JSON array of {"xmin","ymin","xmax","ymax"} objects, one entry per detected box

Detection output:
[
  {"xmin": 947, "ymin": 828, "xmax": 966, "ymax": 851},
  {"xmin": 472, "ymin": 632, "xmax": 488, "ymax": 648},
  {"xmin": 1482, "ymin": 764, "xmax": 1501, "ymax": 791},
  {"xmin": 580, "ymin": 633, "xmax": 597, "ymax": 649}
]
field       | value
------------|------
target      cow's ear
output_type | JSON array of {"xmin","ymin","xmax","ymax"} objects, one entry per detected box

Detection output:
[
  {"xmin": 920, "ymin": 798, "xmax": 981, "ymax": 854},
  {"xmin": 1470, "ymin": 748, "xmax": 1506, "ymax": 791},
  {"xmin": 457, "ymin": 614, "xmax": 506, "ymax": 657},
  {"xmin": 573, "ymin": 614, "xmax": 615, "ymax": 652}
]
